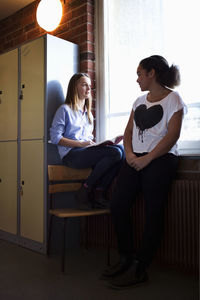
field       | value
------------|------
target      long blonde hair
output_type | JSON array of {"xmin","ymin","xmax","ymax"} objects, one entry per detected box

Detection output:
[{"xmin": 65, "ymin": 73, "xmax": 93, "ymax": 124}]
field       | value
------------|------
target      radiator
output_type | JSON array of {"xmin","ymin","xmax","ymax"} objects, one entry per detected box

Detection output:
[
  {"xmin": 157, "ymin": 180, "xmax": 199, "ymax": 270},
  {"xmin": 85, "ymin": 180, "xmax": 199, "ymax": 271}
]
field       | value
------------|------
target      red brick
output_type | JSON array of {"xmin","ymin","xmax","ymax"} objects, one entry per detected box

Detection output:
[
  {"xmin": 71, "ymin": 5, "xmax": 88, "ymax": 19},
  {"xmin": 13, "ymin": 34, "xmax": 27, "ymax": 47},
  {"xmin": 22, "ymin": 15, "xmax": 34, "ymax": 26},
  {"xmin": 26, "ymin": 28, "xmax": 43, "ymax": 40},
  {"xmin": 3, "ymin": 41, "xmax": 14, "ymax": 51},
  {"xmin": 80, "ymin": 60, "xmax": 95, "ymax": 71},
  {"xmin": 24, "ymin": 22, "xmax": 37, "ymax": 32},
  {"xmin": 53, "ymin": 21, "xmax": 69, "ymax": 35},
  {"xmin": 12, "ymin": 28, "xmax": 24, "ymax": 38},
  {"xmin": 71, "ymin": 31, "xmax": 94, "ymax": 44},
  {"xmin": 79, "ymin": 42, "xmax": 94, "ymax": 53},
  {"xmin": 68, "ymin": 15, "xmax": 87, "ymax": 27}
]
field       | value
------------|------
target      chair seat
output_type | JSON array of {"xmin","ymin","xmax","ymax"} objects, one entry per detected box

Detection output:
[
  {"xmin": 49, "ymin": 208, "xmax": 110, "ymax": 218},
  {"xmin": 47, "ymin": 164, "xmax": 111, "ymax": 272}
]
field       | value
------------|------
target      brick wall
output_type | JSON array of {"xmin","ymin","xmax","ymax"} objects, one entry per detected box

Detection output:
[{"xmin": 0, "ymin": 0, "xmax": 96, "ymax": 120}]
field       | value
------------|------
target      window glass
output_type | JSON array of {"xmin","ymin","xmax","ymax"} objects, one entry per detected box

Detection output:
[
  {"xmin": 101, "ymin": 0, "xmax": 200, "ymax": 153},
  {"xmin": 107, "ymin": 0, "xmax": 164, "ymax": 115},
  {"xmin": 105, "ymin": 0, "xmax": 165, "ymax": 138},
  {"xmin": 162, "ymin": 0, "xmax": 200, "ymax": 150}
]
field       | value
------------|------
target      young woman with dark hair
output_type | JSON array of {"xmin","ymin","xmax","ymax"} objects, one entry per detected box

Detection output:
[{"xmin": 102, "ymin": 55, "xmax": 186, "ymax": 289}]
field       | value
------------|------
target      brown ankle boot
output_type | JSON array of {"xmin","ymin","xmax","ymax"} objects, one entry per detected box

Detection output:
[
  {"xmin": 76, "ymin": 185, "xmax": 92, "ymax": 210},
  {"xmin": 93, "ymin": 189, "xmax": 109, "ymax": 209}
]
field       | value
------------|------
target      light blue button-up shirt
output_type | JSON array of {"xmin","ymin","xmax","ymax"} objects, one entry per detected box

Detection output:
[{"xmin": 50, "ymin": 104, "xmax": 94, "ymax": 159}]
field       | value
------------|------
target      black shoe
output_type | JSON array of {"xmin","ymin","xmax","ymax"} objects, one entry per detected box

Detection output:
[
  {"xmin": 101, "ymin": 257, "xmax": 131, "ymax": 279},
  {"xmin": 76, "ymin": 185, "xmax": 92, "ymax": 210},
  {"xmin": 93, "ymin": 189, "xmax": 109, "ymax": 209},
  {"xmin": 108, "ymin": 259, "xmax": 148, "ymax": 289}
]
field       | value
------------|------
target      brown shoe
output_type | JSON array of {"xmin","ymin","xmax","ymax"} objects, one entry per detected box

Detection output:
[
  {"xmin": 101, "ymin": 260, "xmax": 131, "ymax": 279},
  {"xmin": 76, "ymin": 185, "xmax": 92, "ymax": 210},
  {"xmin": 108, "ymin": 260, "xmax": 148, "ymax": 289},
  {"xmin": 93, "ymin": 189, "xmax": 109, "ymax": 209}
]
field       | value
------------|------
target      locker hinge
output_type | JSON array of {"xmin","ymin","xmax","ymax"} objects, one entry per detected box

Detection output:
[{"xmin": 0, "ymin": 90, "xmax": 2, "ymax": 104}]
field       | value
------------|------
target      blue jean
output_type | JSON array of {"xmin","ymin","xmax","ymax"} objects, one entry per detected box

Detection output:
[{"xmin": 62, "ymin": 144, "xmax": 125, "ymax": 190}]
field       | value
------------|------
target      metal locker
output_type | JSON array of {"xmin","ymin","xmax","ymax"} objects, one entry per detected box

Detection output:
[
  {"xmin": 0, "ymin": 49, "xmax": 18, "ymax": 141},
  {"xmin": 20, "ymin": 38, "xmax": 44, "ymax": 140},
  {"xmin": 0, "ymin": 142, "xmax": 18, "ymax": 234},
  {"xmin": 0, "ymin": 34, "xmax": 78, "ymax": 253},
  {"xmin": 20, "ymin": 140, "xmax": 44, "ymax": 243}
]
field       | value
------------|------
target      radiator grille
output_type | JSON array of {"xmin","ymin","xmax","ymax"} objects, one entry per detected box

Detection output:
[
  {"xmin": 85, "ymin": 180, "xmax": 199, "ymax": 271},
  {"xmin": 157, "ymin": 180, "xmax": 199, "ymax": 270}
]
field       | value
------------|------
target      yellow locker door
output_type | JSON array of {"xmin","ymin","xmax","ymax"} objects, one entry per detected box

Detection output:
[
  {"xmin": 20, "ymin": 140, "xmax": 44, "ymax": 243},
  {"xmin": 20, "ymin": 37, "xmax": 44, "ymax": 140},
  {"xmin": 0, "ymin": 49, "xmax": 18, "ymax": 141},
  {"xmin": 0, "ymin": 142, "xmax": 17, "ymax": 234}
]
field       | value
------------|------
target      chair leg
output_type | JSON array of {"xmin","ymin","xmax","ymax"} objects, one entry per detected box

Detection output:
[
  {"xmin": 107, "ymin": 215, "xmax": 111, "ymax": 266},
  {"xmin": 62, "ymin": 218, "xmax": 67, "ymax": 272},
  {"xmin": 47, "ymin": 214, "xmax": 53, "ymax": 256},
  {"xmin": 85, "ymin": 216, "xmax": 89, "ymax": 250},
  {"xmin": 80, "ymin": 216, "xmax": 89, "ymax": 249}
]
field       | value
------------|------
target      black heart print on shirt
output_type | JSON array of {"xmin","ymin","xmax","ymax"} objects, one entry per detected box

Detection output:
[{"xmin": 134, "ymin": 104, "xmax": 163, "ymax": 142}]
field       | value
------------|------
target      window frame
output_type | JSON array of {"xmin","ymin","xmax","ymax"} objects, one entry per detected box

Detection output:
[{"xmin": 95, "ymin": 0, "xmax": 107, "ymax": 142}]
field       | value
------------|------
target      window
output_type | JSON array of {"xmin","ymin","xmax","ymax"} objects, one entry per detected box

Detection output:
[{"xmin": 95, "ymin": 0, "xmax": 200, "ymax": 154}]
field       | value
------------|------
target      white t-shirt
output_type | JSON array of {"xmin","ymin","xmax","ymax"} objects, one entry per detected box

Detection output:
[{"xmin": 132, "ymin": 91, "xmax": 186, "ymax": 155}]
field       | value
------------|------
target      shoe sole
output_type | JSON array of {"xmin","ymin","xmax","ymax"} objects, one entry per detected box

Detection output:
[
  {"xmin": 107, "ymin": 276, "xmax": 149, "ymax": 290},
  {"xmin": 101, "ymin": 263, "xmax": 131, "ymax": 280},
  {"xmin": 100, "ymin": 273, "xmax": 123, "ymax": 281}
]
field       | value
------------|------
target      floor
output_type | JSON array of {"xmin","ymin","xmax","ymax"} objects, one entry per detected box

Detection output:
[{"xmin": 0, "ymin": 240, "xmax": 198, "ymax": 300}]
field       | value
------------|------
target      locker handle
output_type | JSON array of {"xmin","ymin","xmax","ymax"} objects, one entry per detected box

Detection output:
[{"xmin": 0, "ymin": 178, "xmax": 1, "ymax": 183}]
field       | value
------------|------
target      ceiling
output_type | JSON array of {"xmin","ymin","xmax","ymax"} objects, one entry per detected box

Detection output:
[{"xmin": 0, "ymin": 0, "xmax": 35, "ymax": 21}]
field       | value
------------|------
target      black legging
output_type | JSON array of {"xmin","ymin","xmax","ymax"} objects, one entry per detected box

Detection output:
[{"xmin": 110, "ymin": 153, "xmax": 178, "ymax": 268}]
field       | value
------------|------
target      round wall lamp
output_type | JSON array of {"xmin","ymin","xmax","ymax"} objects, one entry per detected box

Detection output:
[{"xmin": 36, "ymin": 0, "xmax": 63, "ymax": 32}]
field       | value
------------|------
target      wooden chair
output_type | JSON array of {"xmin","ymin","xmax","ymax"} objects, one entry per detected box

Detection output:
[{"xmin": 47, "ymin": 164, "xmax": 110, "ymax": 272}]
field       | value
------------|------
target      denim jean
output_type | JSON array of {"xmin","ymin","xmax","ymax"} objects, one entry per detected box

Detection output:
[
  {"xmin": 110, "ymin": 153, "xmax": 178, "ymax": 267},
  {"xmin": 62, "ymin": 144, "xmax": 125, "ymax": 190}
]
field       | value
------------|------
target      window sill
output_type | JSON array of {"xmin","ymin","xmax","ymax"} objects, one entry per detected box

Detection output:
[{"xmin": 176, "ymin": 155, "xmax": 200, "ymax": 180}]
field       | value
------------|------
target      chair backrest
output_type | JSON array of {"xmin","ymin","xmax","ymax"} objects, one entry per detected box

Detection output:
[{"xmin": 48, "ymin": 165, "xmax": 92, "ymax": 194}]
